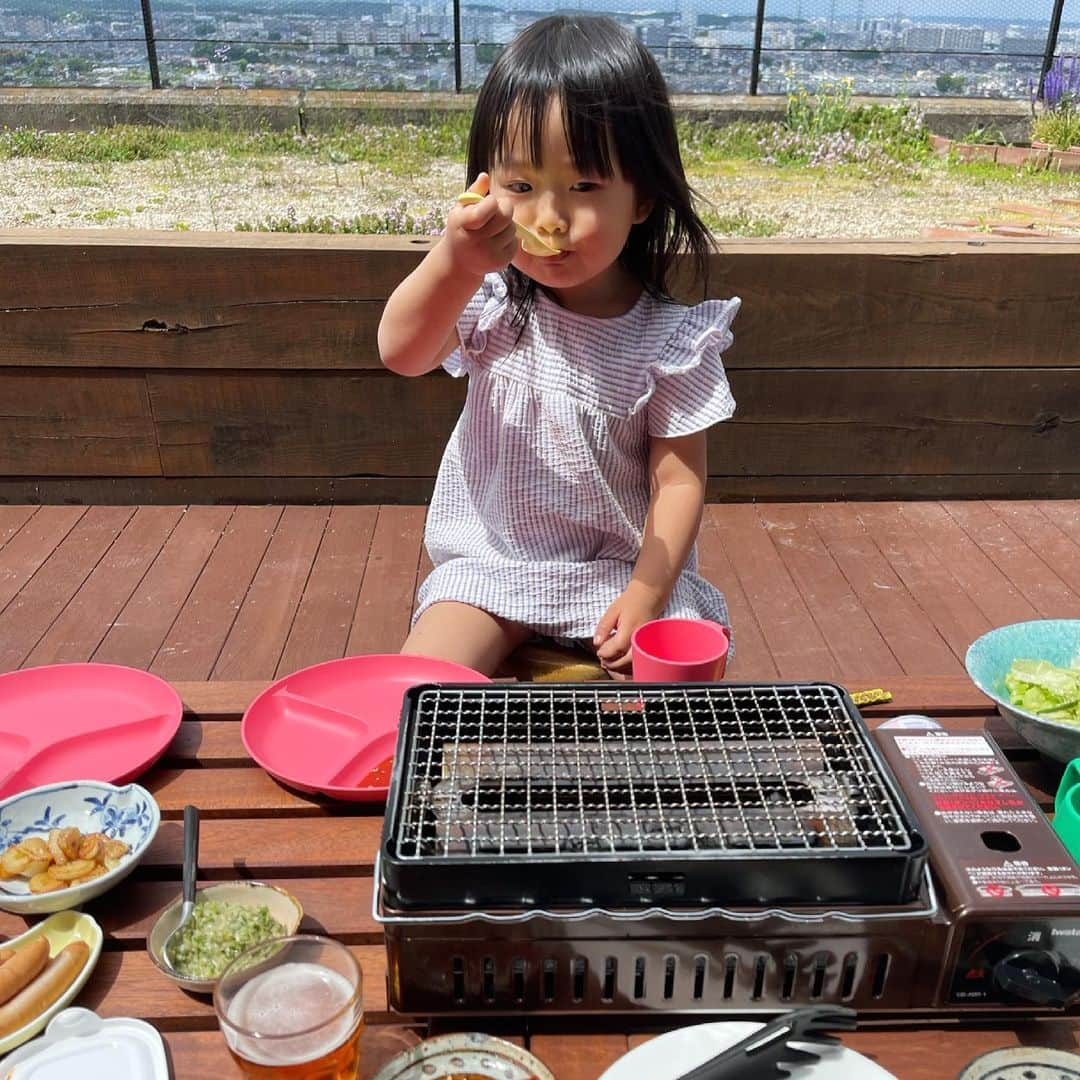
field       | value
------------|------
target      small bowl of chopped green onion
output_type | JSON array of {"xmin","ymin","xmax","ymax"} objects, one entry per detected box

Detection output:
[
  {"xmin": 147, "ymin": 880, "xmax": 303, "ymax": 993},
  {"xmin": 965, "ymin": 619, "xmax": 1080, "ymax": 763}
]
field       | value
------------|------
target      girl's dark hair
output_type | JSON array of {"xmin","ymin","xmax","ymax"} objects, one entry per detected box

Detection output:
[{"xmin": 466, "ymin": 15, "xmax": 714, "ymax": 319}]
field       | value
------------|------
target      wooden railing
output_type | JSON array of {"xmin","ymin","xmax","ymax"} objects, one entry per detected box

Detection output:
[{"xmin": 1, "ymin": 231, "xmax": 1077, "ymax": 504}]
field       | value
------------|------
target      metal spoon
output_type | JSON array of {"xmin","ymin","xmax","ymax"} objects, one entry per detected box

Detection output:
[
  {"xmin": 456, "ymin": 191, "xmax": 561, "ymax": 257},
  {"xmin": 163, "ymin": 804, "xmax": 199, "ymax": 970}
]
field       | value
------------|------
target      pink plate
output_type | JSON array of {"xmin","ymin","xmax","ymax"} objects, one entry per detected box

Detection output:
[
  {"xmin": 241, "ymin": 655, "xmax": 491, "ymax": 802},
  {"xmin": 0, "ymin": 663, "xmax": 183, "ymax": 798}
]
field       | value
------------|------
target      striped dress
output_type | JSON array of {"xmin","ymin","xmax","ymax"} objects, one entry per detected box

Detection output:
[{"xmin": 415, "ymin": 272, "xmax": 741, "ymax": 641}]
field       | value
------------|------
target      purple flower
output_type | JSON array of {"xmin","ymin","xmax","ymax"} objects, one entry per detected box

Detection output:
[{"xmin": 1043, "ymin": 55, "xmax": 1080, "ymax": 111}]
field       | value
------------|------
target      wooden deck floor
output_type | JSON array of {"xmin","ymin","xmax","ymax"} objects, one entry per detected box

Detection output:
[{"xmin": 2, "ymin": 500, "xmax": 1079, "ymax": 683}]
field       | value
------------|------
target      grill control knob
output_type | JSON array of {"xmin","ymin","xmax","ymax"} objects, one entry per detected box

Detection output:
[{"xmin": 992, "ymin": 950, "xmax": 1071, "ymax": 1006}]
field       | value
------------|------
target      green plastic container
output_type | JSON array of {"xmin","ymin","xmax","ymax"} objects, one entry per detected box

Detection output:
[{"xmin": 1052, "ymin": 757, "xmax": 1080, "ymax": 863}]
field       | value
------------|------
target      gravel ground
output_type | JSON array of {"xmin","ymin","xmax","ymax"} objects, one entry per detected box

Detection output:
[{"xmin": 3, "ymin": 150, "xmax": 1080, "ymax": 237}]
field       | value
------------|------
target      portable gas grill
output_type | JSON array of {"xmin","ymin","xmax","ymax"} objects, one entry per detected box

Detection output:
[{"xmin": 376, "ymin": 682, "xmax": 1080, "ymax": 1018}]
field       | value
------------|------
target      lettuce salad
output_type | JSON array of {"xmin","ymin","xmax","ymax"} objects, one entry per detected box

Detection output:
[{"xmin": 1006, "ymin": 655, "xmax": 1080, "ymax": 724}]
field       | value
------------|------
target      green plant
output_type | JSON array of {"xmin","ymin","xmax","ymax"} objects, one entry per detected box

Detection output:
[
  {"xmin": 1032, "ymin": 109, "xmax": 1080, "ymax": 151},
  {"xmin": 677, "ymin": 118, "xmax": 772, "ymax": 164},
  {"xmin": 235, "ymin": 199, "xmax": 446, "ymax": 235},
  {"xmin": 785, "ymin": 80, "xmax": 856, "ymax": 140},
  {"xmin": 700, "ymin": 208, "xmax": 782, "ymax": 237},
  {"xmin": 935, "ymin": 73, "xmax": 965, "ymax": 94},
  {"xmin": 0, "ymin": 113, "xmax": 472, "ymax": 171},
  {"xmin": 1032, "ymin": 55, "xmax": 1080, "ymax": 150},
  {"xmin": 757, "ymin": 80, "xmax": 928, "ymax": 170},
  {"xmin": 957, "ymin": 124, "xmax": 1007, "ymax": 146}
]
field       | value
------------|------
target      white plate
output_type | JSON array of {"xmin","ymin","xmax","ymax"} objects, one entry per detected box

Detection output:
[
  {"xmin": 597, "ymin": 1022, "xmax": 898, "ymax": 1080},
  {"xmin": 0, "ymin": 1008, "xmax": 167, "ymax": 1079}
]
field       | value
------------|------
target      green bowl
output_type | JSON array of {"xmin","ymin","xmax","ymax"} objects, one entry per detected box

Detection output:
[{"xmin": 964, "ymin": 619, "xmax": 1080, "ymax": 764}]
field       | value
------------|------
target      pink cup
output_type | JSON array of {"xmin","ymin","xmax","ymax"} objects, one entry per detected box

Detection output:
[{"xmin": 630, "ymin": 618, "xmax": 731, "ymax": 682}]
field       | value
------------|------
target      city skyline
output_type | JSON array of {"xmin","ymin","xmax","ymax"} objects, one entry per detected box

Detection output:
[{"xmin": 2, "ymin": 0, "xmax": 1075, "ymax": 97}]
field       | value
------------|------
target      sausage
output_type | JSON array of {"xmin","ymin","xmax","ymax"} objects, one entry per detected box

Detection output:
[
  {"xmin": 0, "ymin": 937, "xmax": 48, "ymax": 1006},
  {"xmin": 0, "ymin": 940, "xmax": 90, "ymax": 1036},
  {"xmin": 0, "ymin": 949, "xmax": 14, "ymax": 965}
]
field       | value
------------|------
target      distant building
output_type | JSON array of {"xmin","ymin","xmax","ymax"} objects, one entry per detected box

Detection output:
[
  {"xmin": 1002, "ymin": 35, "xmax": 1045, "ymax": 54},
  {"xmin": 941, "ymin": 27, "xmax": 984, "ymax": 51},
  {"xmin": 667, "ymin": 33, "xmax": 692, "ymax": 61},
  {"xmin": 861, "ymin": 18, "xmax": 891, "ymax": 42},
  {"xmin": 904, "ymin": 26, "xmax": 943, "ymax": 50},
  {"xmin": 681, "ymin": 0, "xmax": 698, "ymax": 36},
  {"xmin": 712, "ymin": 27, "xmax": 754, "ymax": 48},
  {"xmin": 640, "ymin": 22, "xmax": 671, "ymax": 49},
  {"xmin": 460, "ymin": 41, "xmax": 478, "ymax": 85}
]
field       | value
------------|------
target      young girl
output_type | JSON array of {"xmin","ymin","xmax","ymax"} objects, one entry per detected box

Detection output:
[{"xmin": 378, "ymin": 14, "xmax": 740, "ymax": 678}]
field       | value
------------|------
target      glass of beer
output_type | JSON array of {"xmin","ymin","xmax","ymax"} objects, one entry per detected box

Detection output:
[{"xmin": 213, "ymin": 935, "xmax": 363, "ymax": 1079}]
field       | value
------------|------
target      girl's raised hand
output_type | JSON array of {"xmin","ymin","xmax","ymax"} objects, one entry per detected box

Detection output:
[{"xmin": 445, "ymin": 173, "xmax": 518, "ymax": 277}]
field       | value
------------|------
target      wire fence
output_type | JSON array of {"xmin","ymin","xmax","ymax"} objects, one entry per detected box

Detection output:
[{"xmin": 0, "ymin": 0, "xmax": 1074, "ymax": 100}]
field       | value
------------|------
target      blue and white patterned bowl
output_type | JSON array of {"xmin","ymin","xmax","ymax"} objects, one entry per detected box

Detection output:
[
  {"xmin": 0, "ymin": 780, "xmax": 160, "ymax": 914},
  {"xmin": 965, "ymin": 619, "xmax": 1080, "ymax": 764}
]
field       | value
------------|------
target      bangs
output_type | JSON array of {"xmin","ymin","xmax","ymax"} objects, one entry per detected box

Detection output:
[{"xmin": 488, "ymin": 85, "xmax": 616, "ymax": 180}]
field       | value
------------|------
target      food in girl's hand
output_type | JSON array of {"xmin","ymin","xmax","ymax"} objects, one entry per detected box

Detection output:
[
  {"xmin": 167, "ymin": 900, "xmax": 286, "ymax": 980},
  {"xmin": 456, "ymin": 190, "xmax": 561, "ymax": 257},
  {"xmin": 0, "ymin": 828, "xmax": 129, "ymax": 893},
  {"xmin": 0, "ymin": 940, "xmax": 90, "ymax": 1036}
]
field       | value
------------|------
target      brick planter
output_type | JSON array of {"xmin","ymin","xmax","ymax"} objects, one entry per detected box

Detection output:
[
  {"xmin": 931, "ymin": 134, "xmax": 1079, "ymax": 171},
  {"xmin": 1055, "ymin": 149, "xmax": 1080, "ymax": 172}
]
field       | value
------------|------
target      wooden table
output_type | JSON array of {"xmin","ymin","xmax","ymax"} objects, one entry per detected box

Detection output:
[{"xmin": 2, "ymin": 676, "xmax": 1078, "ymax": 1079}]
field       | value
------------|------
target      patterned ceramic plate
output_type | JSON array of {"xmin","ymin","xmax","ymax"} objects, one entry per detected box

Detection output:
[
  {"xmin": 0, "ymin": 780, "xmax": 160, "ymax": 914},
  {"xmin": 372, "ymin": 1032, "xmax": 555, "ymax": 1080}
]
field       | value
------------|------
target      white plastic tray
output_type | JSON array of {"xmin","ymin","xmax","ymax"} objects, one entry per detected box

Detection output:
[{"xmin": 0, "ymin": 1008, "xmax": 167, "ymax": 1080}]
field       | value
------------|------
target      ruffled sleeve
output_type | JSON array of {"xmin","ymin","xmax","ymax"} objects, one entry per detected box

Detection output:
[
  {"xmin": 442, "ymin": 272, "xmax": 510, "ymax": 378},
  {"xmin": 645, "ymin": 297, "xmax": 741, "ymax": 437}
]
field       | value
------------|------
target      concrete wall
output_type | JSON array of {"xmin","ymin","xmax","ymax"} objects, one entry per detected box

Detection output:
[{"xmin": 0, "ymin": 87, "xmax": 1035, "ymax": 144}]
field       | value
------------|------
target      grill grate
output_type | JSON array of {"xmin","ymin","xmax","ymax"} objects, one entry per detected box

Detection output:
[{"xmin": 393, "ymin": 684, "xmax": 914, "ymax": 862}]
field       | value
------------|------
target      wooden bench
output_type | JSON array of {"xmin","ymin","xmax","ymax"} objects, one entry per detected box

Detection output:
[{"xmin": 0, "ymin": 232, "xmax": 1076, "ymax": 505}]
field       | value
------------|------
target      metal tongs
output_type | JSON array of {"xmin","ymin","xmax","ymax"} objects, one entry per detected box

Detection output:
[{"xmin": 674, "ymin": 1005, "xmax": 859, "ymax": 1080}]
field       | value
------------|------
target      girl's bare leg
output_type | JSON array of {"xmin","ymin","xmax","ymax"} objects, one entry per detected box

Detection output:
[{"xmin": 401, "ymin": 601, "xmax": 533, "ymax": 677}]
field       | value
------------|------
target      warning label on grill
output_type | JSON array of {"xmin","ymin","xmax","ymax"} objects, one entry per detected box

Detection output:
[
  {"xmin": 932, "ymin": 792, "xmax": 1033, "ymax": 817},
  {"xmin": 894, "ymin": 735, "xmax": 994, "ymax": 757},
  {"xmin": 967, "ymin": 862, "xmax": 1080, "ymax": 898},
  {"xmin": 891, "ymin": 733, "xmax": 1040, "ymax": 824}
]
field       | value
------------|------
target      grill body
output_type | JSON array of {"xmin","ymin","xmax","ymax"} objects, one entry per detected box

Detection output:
[
  {"xmin": 380, "ymin": 900, "xmax": 947, "ymax": 1014},
  {"xmin": 378, "ymin": 699, "xmax": 1080, "ymax": 1019},
  {"xmin": 382, "ymin": 683, "xmax": 927, "ymax": 910}
]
